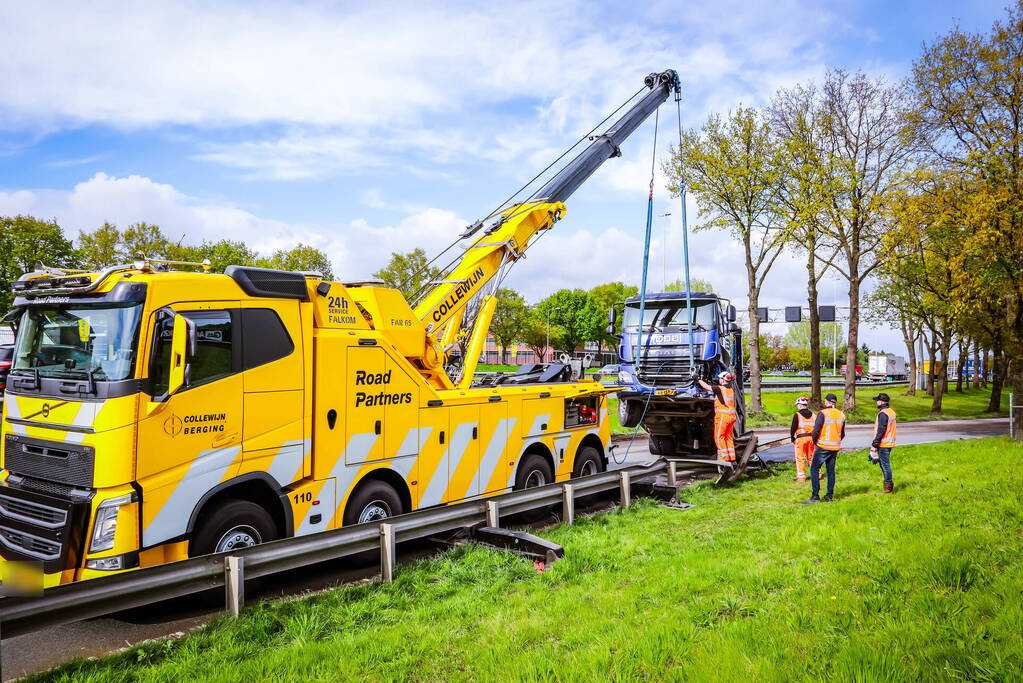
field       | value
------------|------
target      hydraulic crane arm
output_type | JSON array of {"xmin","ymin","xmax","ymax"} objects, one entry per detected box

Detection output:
[{"xmin": 413, "ymin": 69, "xmax": 680, "ymax": 385}]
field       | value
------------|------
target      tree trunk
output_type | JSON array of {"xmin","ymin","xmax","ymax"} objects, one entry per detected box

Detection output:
[
  {"xmin": 930, "ymin": 331, "xmax": 950, "ymax": 414},
  {"xmin": 982, "ymin": 350, "xmax": 990, "ymax": 388},
  {"xmin": 987, "ymin": 348, "xmax": 1005, "ymax": 413},
  {"xmin": 955, "ymin": 339, "xmax": 965, "ymax": 393},
  {"xmin": 925, "ymin": 335, "xmax": 937, "ymax": 397},
  {"xmin": 807, "ymin": 248, "xmax": 822, "ymax": 410},
  {"xmin": 972, "ymin": 342, "xmax": 981, "ymax": 389},
  {"xmin": 1010, "ymin": 360, "xmax": 1023, "ymax": 442},
  {"xmin": 748, "ymin": 293, "xmax": 763, "ymax": 414},
  {"xmin": 843, "ymin": 278, "xmax": 860, "ymax": 412},
  {"xmin": 902, "ymin": 317, "xmax": 917, "ymax": 397}
]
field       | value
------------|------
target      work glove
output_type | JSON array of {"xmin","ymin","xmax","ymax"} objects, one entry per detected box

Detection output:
[{"xmin": 868, "ymin": 447, "xmax": 879, "ymax": 464}]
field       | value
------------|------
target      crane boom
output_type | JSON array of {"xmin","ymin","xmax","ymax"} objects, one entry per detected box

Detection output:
[{"xmin": 413, "ymin": 69, "xmax": 680, "ymax": 385}]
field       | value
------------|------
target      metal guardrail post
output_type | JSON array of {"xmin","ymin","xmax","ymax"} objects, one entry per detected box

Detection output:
[
  {"xmin": 666, "ymin": 461, "xmax": 677, "ymax": 487},
  {"xmin": 486, "ymin": 500, "xmax": 500, "ymax": 527},
  {"xmin": 562, "ymin": 484, "xmax": 575, "ymax": 525},
  {"xmin": 380, "ymin": 523, "xmax": 395, "ymax": 583},
  {"xmin": 619, "ymin": 471, "xmax": 631, "ymax": 507},
  {"xmin": 225, "ymin": 556, "xmax": 244, "ymax": 617}
]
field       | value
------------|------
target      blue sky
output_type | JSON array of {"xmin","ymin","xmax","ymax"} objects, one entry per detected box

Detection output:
[{"xmin": 0, "ymin": 0, "xmax": 1009, "ymax": 352}]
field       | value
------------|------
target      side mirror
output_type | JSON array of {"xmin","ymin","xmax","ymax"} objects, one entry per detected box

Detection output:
[
  {"xmin": 167, "ymin": 314, "xmax": 196, "ymax": 396},
  {"xmin": 726, "ymin": 305, "xmax": 737, "ymax": 322},
  {"xmin": 728, "ymin": 321, "xmax": 740, "ymax": 333},
  {"xmin": 607, "ymin": 307, "xmax": 617, "ymax": 325}
]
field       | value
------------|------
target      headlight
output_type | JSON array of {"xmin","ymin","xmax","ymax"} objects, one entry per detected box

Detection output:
[
  {"xmin": 90, "ymin": 493, "xmax": 134, "ymax": 553},
  {"xmin": 618, "ymin": 370, "xmax": 634, "ymax": 385}
]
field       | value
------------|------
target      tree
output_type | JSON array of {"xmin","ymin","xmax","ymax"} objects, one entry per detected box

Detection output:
[
  {"xmin": 666, "ymin": 105, "xmax": 786, "ymax": 414},
  {"xmin": 535, "ymin": 289, "xmax": 602, "ymax": 354},
  {"xmin": 788, "ymin": 70, "xmax": 917, "ymax": 413},
  {"xmin": 0, "ymin": 216, "xmax": 78, "ymax": 310},
  {"xmin": 771, "ymin": 82, "xmax": 840, "ymax": 408},
  {"xmin": 373, "ymin": 248, "xmax": 442, "ymax": 302},
  {"xmin": 184, "ymin": 240, "xmax": 257, "ymax": 272},
  {"xmin": 490, "ymin": 288, "xmax": 530, "ymax": 363},
  {"xmin": 663, "ymin": 278, "xmax": 715, "ymax": 294},
  {"xmin": 912, "ymin": 4, "xmax": 1023, "ymax": 434},
  {"xmin": 257, "ymin": 243, "xmax": 333, "ymax": 280},
  {"xmin": 520, "ymin": 312, "xmax": 555, "ymax": 362},
  {"xmin": 589, "ymin": 281, "xmax": 639, "ymax": 350},
  {"xmin": 77, "ymin": 222, "xmax": 123, "ymax": 269}
]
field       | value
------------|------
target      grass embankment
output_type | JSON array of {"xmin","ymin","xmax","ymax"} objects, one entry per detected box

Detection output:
[
  {"xmin": 747, "ymin": 386, "xmax": 1007, "ymax": 428},
  {"xmin": 37, "ymin": 438, "xmax": 1023, "ymax": 681}
]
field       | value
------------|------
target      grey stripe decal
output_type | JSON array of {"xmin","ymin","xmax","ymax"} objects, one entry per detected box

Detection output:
[
  {"xmin": 478, "ymin": 417, "xmax": 515, "ymax": 493},
  {"xmin": 143, "ymin": 445, "xmax": 241, "ymax": 546},
  {"xmin": 421, "ymin": 422, "xmax": 474, "ymax": 506},
  {"xmin": 296, "ymin": 433, "xmax": 377, "ymax": 536},
  {"xmin": 5, "ymin": 399, "xmax": 27, "ymax": 436},
  {"xmin": 266, "ymin": 440, "xmax": 305, "ymax": 487}
]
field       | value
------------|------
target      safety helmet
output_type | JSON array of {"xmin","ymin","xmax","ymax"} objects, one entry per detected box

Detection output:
[
  {"xmin": 717, "ymin": 371, "xmax": 735, "ymax": 382},
  {"xmin": 795, "ymin": 396, "xmax": 809, "ymax": 407}
]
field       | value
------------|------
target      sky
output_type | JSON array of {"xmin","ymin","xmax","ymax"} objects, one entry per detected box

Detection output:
[{"xmin": 0, "ymin": 0, "xmax": 1009, "ymax": 355}]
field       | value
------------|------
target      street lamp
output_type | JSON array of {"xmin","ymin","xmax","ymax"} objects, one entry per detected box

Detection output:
[{"xmin": 546, "ymin": 307, "xmax": 561, "ymax": 363}]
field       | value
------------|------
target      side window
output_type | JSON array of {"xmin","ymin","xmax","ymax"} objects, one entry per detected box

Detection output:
[
  {"xmin": 149, "ymin": 309, "xmax": 237, "ymax": 396},
  {"xmin": 241, "ymin": 308, "xmax": 294, "ymax": 370}
]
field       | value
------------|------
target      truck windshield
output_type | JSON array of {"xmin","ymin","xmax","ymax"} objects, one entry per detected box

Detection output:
[
  {"xmin": 622, "ymin": 300, "xmax": 717, "ymax": 332},
  {"xmin": 12, "ymin": 303, "xmax": 143, "ymax": 381}
]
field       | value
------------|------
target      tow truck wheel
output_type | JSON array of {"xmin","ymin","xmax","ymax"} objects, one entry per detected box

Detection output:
[
  {"xmin": 190, "ymin": 500, "xmax": 278, "ymax": 558},
  {"xmin": 343, "ymin": 480, "xmax": 404, "ymax": 527},
  {"xmin": 514, "ymin": 454, "xmax": 555, "ymax": 522},
  {"xmin": 572, "ymin": 446, "xmax": 604, "ymax": 478},
  {"xmin": 618, "ymin": 398, "xmax": 643, "ymax": 428}
]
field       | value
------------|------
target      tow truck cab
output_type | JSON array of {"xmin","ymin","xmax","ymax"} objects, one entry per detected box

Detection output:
[{"xmin": 611, "ymin": 292, "xmax": 746, "ymax": 457}]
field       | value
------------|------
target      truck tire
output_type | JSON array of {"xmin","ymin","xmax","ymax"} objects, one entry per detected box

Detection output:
[
  {"xmin": 618, "ymin": 398, "xmax": 643, "ymax": 428},
  {"xmin": 343, "ymin": 480, "xmax": 404, "ymax": 526},
  {"xmin": 189, "ymin": 499, "xmax": 278, "ymax": 558},
  {"xmin": 514, "ymin": 454, "xmax": 555, "ymax": 522},
  {"xmin": 572, "ymin": 446, "xmax": 604, "ymax": 478}
]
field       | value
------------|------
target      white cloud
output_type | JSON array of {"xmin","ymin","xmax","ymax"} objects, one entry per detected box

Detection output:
[{"xmin": 0, "ymin": 1, "xmax": 849, "ymax": 187}]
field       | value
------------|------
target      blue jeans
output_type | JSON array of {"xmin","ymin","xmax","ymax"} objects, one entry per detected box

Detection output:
[
  {"xmin": 877, "ymin": 447, "xmax": 893, "ymax": 484},
  {"xmin": 810, "ymin": 447, "xmax": 837, "ymax": 499}
]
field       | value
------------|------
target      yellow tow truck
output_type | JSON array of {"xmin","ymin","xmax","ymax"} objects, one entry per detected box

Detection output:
[{"xmin": 0, "ymin": 70, "xmax": 680, "ymax": 587}]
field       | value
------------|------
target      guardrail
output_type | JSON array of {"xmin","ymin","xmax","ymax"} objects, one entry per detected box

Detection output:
[{"xmin": 0, "ymin": 460, "xmax": 667, "ymax": 640}]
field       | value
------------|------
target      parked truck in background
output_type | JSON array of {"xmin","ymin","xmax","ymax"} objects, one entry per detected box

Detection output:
[
  {"xmin": 0, "ymin": 69, "xmax": 683, "ymax": 588},
  {"xmin": 611, "ymin": 291, "xmax": 746, "ymax": 457},
  {"xmin": 868, "ymin": 354, "xmax": 907, "ymax": 381}
]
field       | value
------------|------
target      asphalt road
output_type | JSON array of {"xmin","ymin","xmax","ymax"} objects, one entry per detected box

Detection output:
[{"xmin": 1, "ymin": 417, "xmax": 1008, "ymax": 681}]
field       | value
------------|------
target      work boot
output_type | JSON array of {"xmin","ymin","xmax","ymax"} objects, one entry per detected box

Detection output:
[
  {"xmin": 822, "ymin": 495, "xmax": 833, "ymax": 502},
  {"xmin": 802, "ymin": 496, "xmax": 821, "ymax": 504},
  {"xmin": 883, "ymin": 481, "xmax": 893, "ymax": 494}
]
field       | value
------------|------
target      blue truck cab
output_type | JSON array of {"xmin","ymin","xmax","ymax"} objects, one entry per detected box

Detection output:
[{"xmin": 610, "ymin": 292, "xmax": 746, "ymax": 457}]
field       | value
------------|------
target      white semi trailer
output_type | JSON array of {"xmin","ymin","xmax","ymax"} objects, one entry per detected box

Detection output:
[{"xmin": 868, "ymin": 354, "xmax": 908, "ymax": 381}]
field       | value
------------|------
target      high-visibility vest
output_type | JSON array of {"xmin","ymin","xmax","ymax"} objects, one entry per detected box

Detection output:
[
  {"xmin": 795, "ymin": 411, "xmax": 814, "ymax": 438},
  {"xmin": 715, "ymin": 386, "xmax": 736, "ymax": 416},
  {"xmin": 876, "ymin": 406, "xmax": 897, "ymax": 447},
  {"xmin": 816, "ymin": 407, "xmax": 845, "ymax": 451}
]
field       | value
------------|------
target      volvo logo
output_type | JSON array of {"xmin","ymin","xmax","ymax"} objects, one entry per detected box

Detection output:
[
  {"xmin": 40, "ymin": 403, "xmax": 50, "ymax": 418},
  {"xmin": 163, "ymin": 414, "xmax": 183, "ymax": 437}
]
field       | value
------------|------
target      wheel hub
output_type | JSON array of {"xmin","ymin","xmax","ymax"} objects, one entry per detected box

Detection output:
[
  {"xmin": 358, "ymin": 500, "xmax": 392, "ymax": 524},
  {"xmin": 215, "ymin": 525, "xmax": 261, "ymax": 553}
]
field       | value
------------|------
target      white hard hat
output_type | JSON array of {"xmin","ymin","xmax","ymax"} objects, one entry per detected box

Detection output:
[
  {"xmin": 795, "ymin": 396, "xmax": 809, "ymax": 406},
  {"xmin": 718, "ymin": 371, "xmax": 734, "ymax": 382}
]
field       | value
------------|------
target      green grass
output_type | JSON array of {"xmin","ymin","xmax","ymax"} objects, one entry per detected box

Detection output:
[
  {"xmin": 34, "ymin": 438, "xmax": 1023, "ymax": 682},
  {"xmin": 747, "ymin": 386, "xmax": 1007, "ymax": 428}
]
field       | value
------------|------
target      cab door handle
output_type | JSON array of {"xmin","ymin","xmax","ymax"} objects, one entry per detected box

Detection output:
[
  {"xmin": 212, "ymin": 432, "xmax": 239, "ymax": 448},
  {"xmin": 374, "ymin": 420, "xmax": 382, "ymax": 435}
]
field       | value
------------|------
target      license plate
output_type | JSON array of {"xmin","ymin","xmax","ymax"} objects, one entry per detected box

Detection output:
[
  {"xmin": 652, "ymin": 333, "xmax": 682, "ymax": 344},
  {"xmin": 656, "ymin": 389, "xmax": 676, "ymax": 396}
]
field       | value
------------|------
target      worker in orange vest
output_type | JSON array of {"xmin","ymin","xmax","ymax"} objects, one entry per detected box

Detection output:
[
  {"xmin": 870, "ymin": 392, "xmax": 897, "ymax": 494},
  {"xmin": 790, "ymin": 396, "xmax": 815, "ymax": 482},
  {"xmin": 803, "ymin": 393, "xmax": 845, "ymax": 503},
  {"xmin": 698, "ymin": 371, "xmax": 737, "ymax": 462}
]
